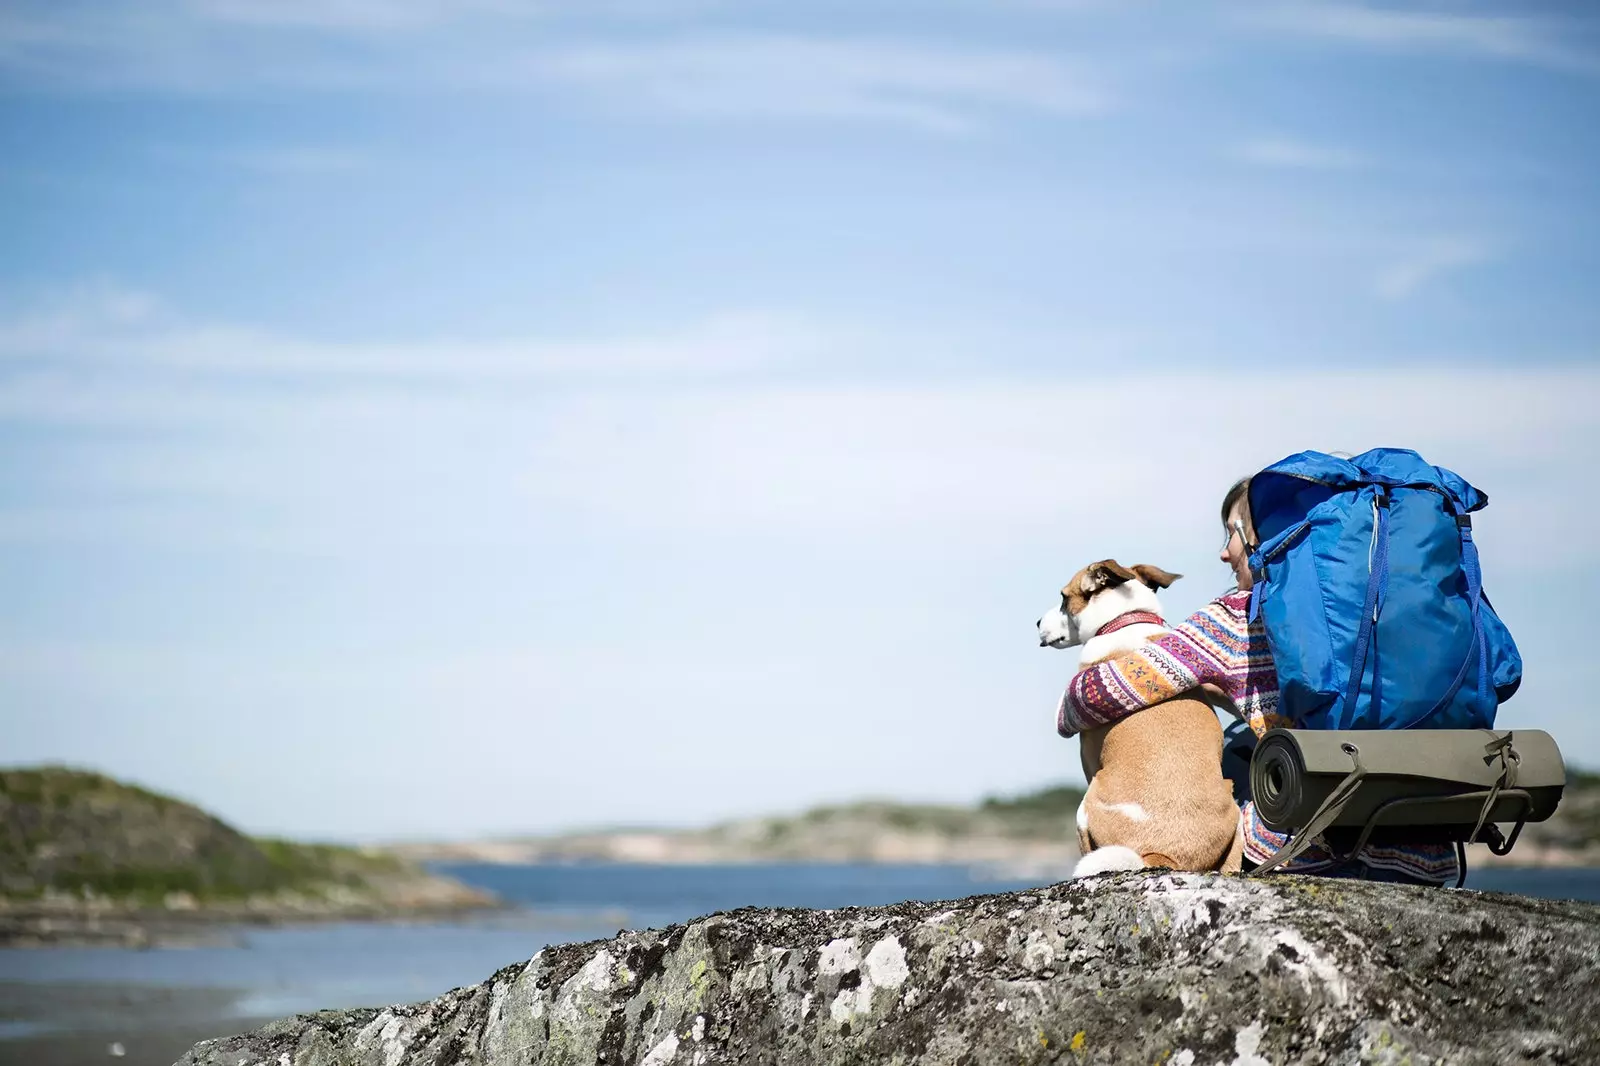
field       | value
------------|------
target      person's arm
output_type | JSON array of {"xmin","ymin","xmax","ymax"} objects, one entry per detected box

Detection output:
[{"xmin": 1056, "ymin": 591, "xmax": 1287, "ymax": 738}]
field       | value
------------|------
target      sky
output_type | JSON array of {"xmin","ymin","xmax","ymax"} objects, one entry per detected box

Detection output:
[{"xmin": 2, "ymin": 1, "xmax": 1598, "ymax": 842}]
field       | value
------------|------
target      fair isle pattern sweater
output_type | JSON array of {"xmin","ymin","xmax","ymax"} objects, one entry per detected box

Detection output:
[{"xmin": 1056, "ymin": 591, "xmax": 1459, "ymax": 884}]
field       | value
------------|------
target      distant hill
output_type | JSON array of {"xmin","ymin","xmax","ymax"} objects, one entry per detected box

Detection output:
[
  {"xmin": 389, "ymin": 783, "xmax": 1089, "ymax": 869},
  {"xmin": 0, "ymin": 766, "xmax": 493, "ymax": 946},
  {"xmin": 392, "ymin": 769, "xmax": 1600, "ymax": 871},
  {"xmin": 1495, "ymin": 766, "xmax": 1600, "ymax": 866}
]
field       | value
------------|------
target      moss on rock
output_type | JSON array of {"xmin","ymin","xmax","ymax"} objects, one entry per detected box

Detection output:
[{"xmin": 180, "ymin": 872, "xmax": 1600, "ymax": 1066}]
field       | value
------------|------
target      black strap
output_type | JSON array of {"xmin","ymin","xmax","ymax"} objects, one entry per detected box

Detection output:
[{"xmin": 1465, "ymin": 732, "xmax": 1518, "ymax": 860}]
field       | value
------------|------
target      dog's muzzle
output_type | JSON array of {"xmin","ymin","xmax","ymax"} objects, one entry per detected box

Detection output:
[{"xmin": 1036, "ymin": 609, "xmax": 1075, "ymax": 648}]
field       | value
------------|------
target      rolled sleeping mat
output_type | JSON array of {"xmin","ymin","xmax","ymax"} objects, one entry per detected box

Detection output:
[{"xmin": 1250, "ymin": 728, "xmax": 1565, "ymax": 847}]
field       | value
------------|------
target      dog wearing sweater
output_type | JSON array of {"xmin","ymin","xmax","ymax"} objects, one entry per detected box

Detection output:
[{"xmin": 1037, "ymin": 560, "xmax": 1243, "ymax": 877}]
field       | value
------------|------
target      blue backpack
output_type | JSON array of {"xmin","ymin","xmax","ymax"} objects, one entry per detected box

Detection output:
[{"xmin": 1246, "ymin": 448, "xmax": 1522, "ymax": 731}]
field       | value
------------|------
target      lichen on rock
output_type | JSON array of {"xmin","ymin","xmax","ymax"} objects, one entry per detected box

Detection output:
[{"xmin": 177, "ymin": 873, "xmax": 1600, "ymax": 1066}]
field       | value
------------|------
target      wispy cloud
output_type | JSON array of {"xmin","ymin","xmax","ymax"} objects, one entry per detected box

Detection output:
[
  {"xmin": 1249, "ymin": 3, "xmax": 1600, "ymax": 74},
  {"xmin": 1375, "ymin": 236, "xmax": 1490, "ymax": 300},
  {"xmin": 534, "ymin": 36, "xmax": 1108, "ymax": 132},
  {"xmin": 1235, "ymin": 136, "xmax": 1364, "ymax": 171},
  {"xmin": 145, "ymin": 143, "xmax": 370, "ymax": 175},
  {"xmin": 0, "ymin": 287, "xmax": 841, "ymax": 388},
  {"xmin": 220, "ymin": 146, "xmax": 369, "ymax": 175},
  {"xmin": 0, "ymin": 4, "xmax": 1111, "ymax": 131},
  {"xmin": 1, "ymin": 288, "xmax": 1590, "ymax": 558},
  {"xmin": 0, "ymin": 7, "xmax": 387, "ymax": 92},
  {"xmin": 184, "ymin": 0, "xmax": 716, "ymax": 31},
  {"xmin": 183, "ymin": 0, "xmax": 523, "ymax": 32}
]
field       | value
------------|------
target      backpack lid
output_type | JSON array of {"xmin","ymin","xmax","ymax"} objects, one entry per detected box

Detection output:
[{"xmin": 1250, "ymin": 447, "xmax": 1487, "ymax": 528}]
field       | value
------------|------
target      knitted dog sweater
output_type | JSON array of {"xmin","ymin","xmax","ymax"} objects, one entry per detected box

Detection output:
[{"xmin": 1057, "ymin": 590, "xmax": 1458, "ymax": 883}]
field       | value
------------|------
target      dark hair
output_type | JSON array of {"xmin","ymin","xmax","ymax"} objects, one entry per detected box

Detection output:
[{"xmin": 1220, "ymin": 476, "xmax": 1251, "ymax": 528}]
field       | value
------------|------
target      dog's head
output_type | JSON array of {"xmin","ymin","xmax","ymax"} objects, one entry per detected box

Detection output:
[{"xmin": 1036, "ymin": 559, "xmax": 1181, "ymax": 649}]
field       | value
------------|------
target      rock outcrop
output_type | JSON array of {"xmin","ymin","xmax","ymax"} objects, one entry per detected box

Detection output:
[
  {"xmin": 1, "ymin": 766, "xmax": 494, "ymax": 947},
  {"xmin": 178, "ymin": 873, "xmax": 1599, "ymax": 1066}
]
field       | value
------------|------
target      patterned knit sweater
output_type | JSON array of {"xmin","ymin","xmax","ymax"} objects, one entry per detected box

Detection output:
[{"xmin": 1057, "ymin": 591, "xmax": 1459, "ymax": 884}]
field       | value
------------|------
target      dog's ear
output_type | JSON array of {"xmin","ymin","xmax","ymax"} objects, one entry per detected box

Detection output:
[
  {"xmin": 1080, "ymin": 559, "xmax": 1138, "ymax": 594},
  {"xmin": 1131, "ymin": 564, "xmax": 1182, "ymax": 591}
]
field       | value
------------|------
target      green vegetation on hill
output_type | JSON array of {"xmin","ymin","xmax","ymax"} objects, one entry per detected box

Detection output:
[
  {"xmin": 1567, "ymin": 768, "xmax": 1600, "ymax": 789},
  {"xmin": 765, "ymin": 784, "xmax": 1087, "ymax": 837},
  {"xmin": 690, "ymin": 768, "xmax": 1600, "ymax": 866},
  {"xmin": 1516, "ymin": 764, "xmax": 1600, "ymax": 855},
  {"xmin": 642, "ymin": 783, "xmax": 1095, "ymax": 864},
  {"xmin": 979, "ymin": 784, "xmax": 1086, "ymax": 825},
  {"xmin": 735, "ymin": 783, "xmax": 1089, "ymax": 844},
  {"xmin": 2, "ymin": 766, "xmax": 417, "ymax": 906}
]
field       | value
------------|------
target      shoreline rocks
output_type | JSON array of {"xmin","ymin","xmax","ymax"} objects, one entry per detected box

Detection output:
[
  {"xmin": 178, "ymin": 872, "xmax": 1600, "ymax": 1066},
  {"xmin": 0, "ymin": 875, "xmax": 497, "ymax": 948}
]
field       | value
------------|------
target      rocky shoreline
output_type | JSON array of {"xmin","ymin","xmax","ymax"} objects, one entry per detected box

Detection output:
[
  {"xmin": 177, "ymin": 871, "xmax": 1600, "ymax": 1066},
  {"xmin": 388, "ymin": 828, "xmax": 1083, "ymax": 870},
  {"xmin": 0, "ymin": 870, "xmax": 497, "ymax": 948},
  {"xmin": 386, "ymin": 829, "xmax": 1598, "ymax": 873},
  {"xmin": 385, "ymin": 773, "xmax": 1600, "ymax": 871}
]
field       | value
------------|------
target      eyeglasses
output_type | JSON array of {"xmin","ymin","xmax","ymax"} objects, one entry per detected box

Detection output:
[{"xmin": 1220, "ymin": 520, "xmax": 1248, "ymax": 556}]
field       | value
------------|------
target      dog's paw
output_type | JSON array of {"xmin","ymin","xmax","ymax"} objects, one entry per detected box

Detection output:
[{"xmin": 1071, "ymin": 845, "xmax": 1145, "ymax": 878}]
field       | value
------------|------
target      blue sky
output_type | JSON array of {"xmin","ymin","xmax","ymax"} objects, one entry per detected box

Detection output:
[{"xmin": 2, "ymin": 1, "xmax": 1598, "ymax": 840}]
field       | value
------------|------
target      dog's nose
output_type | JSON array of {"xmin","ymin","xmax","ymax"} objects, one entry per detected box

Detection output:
[{"xmin": 1035, "ymin": 618, "xmax": 1042, "ymax": 627}]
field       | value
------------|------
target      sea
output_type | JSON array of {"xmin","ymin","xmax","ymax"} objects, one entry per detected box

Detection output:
[{"xmin": 0, "ymin": 863, "xmax": 1597, "ymax": 1063}]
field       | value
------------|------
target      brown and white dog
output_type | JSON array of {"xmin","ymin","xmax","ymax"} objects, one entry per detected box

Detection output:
[{"xmin": 1037, "ymin": 560, "xmax": 1243, "ymax": 877}]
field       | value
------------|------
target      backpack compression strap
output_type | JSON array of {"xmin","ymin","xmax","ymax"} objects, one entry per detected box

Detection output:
[
  {"xmin": 1249, "ymin": 742, "xmax": 1369, "ymax": 876},
  {"xmin": 1339, "ymin": 488, "xmax": 1391, "ymax": 729}
]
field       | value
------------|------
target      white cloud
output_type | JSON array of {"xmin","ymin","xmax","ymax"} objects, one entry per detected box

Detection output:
[
  {"xmin": 533, "ymin": 36, "xmax": 1108, "ymax": 132},
  {"xmin": 2, "ymin": 290, "xmax": 1592, "ymax": 564},
  {"xmin": 525, "ymin": 375, "xmax": 1598, "ymax": 559},
  {"xmin": 220, "ymin": 146, "xmax": 369, "ymax": 175},
  {"xmin": 1249, "ymin": 3, "xmax": 1600, "ymax": 74},
  {"xmin": 1375, "ymin": 236, "xmax": 1489, "ymax": 300},
  {"xmin": 136, "ymin": 142, "xmax": 370, "ymax": 176},
  {"xmin": 0, "ymin": 5, "xmax": 1111, "ymax": 130},
  {"xmin": 182, "ymin": 0, "xmax": 718, "ymax": 31},
  {"xmin": 1236, "ymin": 136, "xmax": 1363, "ymax": 171},
  {"xmin": 0, "ymin": 288, "xmax": 836, "ymax": 386},
  {"xmin": 181, "ymin": 0, "xmax": 521, "ymax": 32}
]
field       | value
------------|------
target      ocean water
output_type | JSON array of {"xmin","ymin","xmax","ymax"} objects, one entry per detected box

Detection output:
[
  {"xmin": 0, "ymin": 863, "xmax": 1596, "ymax": 1039},
  {"xmin": 0, "ymin": 864, "xmax": 1038, "ymax": 1032}
]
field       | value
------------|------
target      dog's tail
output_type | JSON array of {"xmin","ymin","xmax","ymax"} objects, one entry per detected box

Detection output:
[{"xmin": 1071, "ymin": 845, "xmax": 1145, "ymax": 878}]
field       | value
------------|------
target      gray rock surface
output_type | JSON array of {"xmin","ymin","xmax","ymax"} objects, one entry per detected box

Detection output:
[{"xmin": 177, "ymin": 873, "xmax": 1600, "ymax": 1066}]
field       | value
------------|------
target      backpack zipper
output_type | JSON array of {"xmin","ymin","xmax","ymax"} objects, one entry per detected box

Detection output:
[
  {"xmin": 1256, "ymin": 520, "xmax": 1311, "ymax": 565},
  {"xmin": 1368, "ymin": 495, "xmax": 1382, "ymax": 623},
  {"xmin": 1368, "ymin": 496, "xmax": 1380, "ymax": 572}
]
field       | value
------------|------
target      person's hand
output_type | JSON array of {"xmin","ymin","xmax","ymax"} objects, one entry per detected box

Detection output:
[{"xmin": 1199, "ymin": 682, "xmax": 1241, "ymax": 718}]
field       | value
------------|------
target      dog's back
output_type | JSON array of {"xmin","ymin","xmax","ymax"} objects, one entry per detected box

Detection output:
[{"xmin": 1077, "ymin": 696, "xmax": 1241, "ymax": 873}]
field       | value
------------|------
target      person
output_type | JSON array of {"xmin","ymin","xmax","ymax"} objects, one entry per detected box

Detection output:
[{"xmin": 1055, "ymin": 476, "xmax": 1459, "ymax": 885}]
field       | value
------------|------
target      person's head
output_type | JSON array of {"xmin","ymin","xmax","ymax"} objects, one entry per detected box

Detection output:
[{"xmin": 1219, "ymin": 476, "xmax": 1256, "ymax": 591}]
